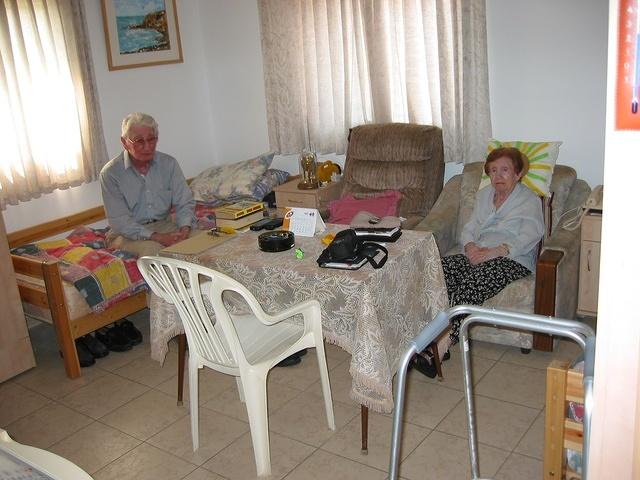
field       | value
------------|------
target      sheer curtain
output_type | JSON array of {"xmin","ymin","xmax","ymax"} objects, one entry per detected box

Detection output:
[
  {"xmin": 0, "ymin": 0, "xmax": 107, "ymax": 209},
  {"xmin": 258, "ymin": 0, "xmax": 491, "ymax": 163}
]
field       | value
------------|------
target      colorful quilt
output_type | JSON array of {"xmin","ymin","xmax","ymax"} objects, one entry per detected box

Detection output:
[{"xmin": 11, "ymin": 227, "xmax": 147, "ymax": 313}]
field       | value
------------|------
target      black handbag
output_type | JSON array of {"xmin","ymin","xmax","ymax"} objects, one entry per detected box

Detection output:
[{"xmin": 317, "ymin": 229, "xmax": 388, "ymax": 269}]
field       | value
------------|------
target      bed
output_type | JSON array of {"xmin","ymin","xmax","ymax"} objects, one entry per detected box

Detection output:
[
  {"xmin": 544, "ymin": 359, "xmax": 585, "ymax": 480},
  {"xmin": 8, "ymin": 206, "xmax": 149, "ymax": 380}
]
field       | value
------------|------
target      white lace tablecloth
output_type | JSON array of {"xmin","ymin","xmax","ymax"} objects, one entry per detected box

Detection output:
[{"xmin": 149, "ymin": 226, "xmax": 448, "ymax": 413}]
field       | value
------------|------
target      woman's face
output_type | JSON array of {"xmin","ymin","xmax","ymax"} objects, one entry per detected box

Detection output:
[{"xmin": 487, "ymin": 156, "xmax": 523, "ymax": 195}]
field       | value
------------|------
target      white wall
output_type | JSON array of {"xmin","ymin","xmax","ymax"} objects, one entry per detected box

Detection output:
[
  {"xmin": 3, "ymin": 0, "xmax": 608, "ymax": 232},
  {"xmin": 483, "ymin": 0, "xmax": 608, "ymax": 189}
]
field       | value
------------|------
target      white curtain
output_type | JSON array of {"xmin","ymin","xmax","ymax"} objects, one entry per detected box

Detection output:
[
  {"xmin": 0, "ymin": 0, "xmax": 107, "ymax": 209},
  {"xmin": 258, "ymin": 0, "xmax": 491, "ymax": 163}
]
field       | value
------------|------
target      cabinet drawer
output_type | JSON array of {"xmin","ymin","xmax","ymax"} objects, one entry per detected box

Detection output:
[
  {"xmin": 275, "ymin": 191, "xmax": 317, "ymax": 209},
  {"xmin": 581, "ymin": 214, "xmax": 602, "ymax": 242},
  {"xmin": 577, "ymin": 240, "xmax": 601, "ymax": 315}
]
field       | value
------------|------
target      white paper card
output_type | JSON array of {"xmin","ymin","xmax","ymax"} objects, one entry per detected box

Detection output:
[{"xmin": 283, "ymin": 208, "xmax": 326, "ymax": 237}]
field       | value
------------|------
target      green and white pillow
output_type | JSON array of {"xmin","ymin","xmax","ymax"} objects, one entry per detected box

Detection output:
[{"xmin": 478, "ymin": 139, "xmax": 562, "ymax": 197}]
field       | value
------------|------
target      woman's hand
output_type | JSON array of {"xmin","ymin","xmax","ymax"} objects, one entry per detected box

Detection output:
[{"xmin": 465, "ymin": 242, "xmax": 509, "ymax": 265}]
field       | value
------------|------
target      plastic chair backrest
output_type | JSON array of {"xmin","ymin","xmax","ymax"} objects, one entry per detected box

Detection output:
[{"xmin": 138, "ymin": 256, "xmax": 263, "ymax": 369}]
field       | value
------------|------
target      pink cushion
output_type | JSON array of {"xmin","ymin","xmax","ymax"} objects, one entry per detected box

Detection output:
[{"xmin": 328, "ymin": 190, "xmax": 402, "ymax": 224}]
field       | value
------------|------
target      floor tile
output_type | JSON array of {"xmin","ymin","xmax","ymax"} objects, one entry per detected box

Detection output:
[
  {"xmin": 412, "ymin": 347, "xmax": 497, "ymax": 391},
  {"xmin": 203, "ymin": 431, "xmax": 315, "ymax": 479},
  {"xmin": 100, "ymin": 389, "xmax": 188, "ymax": 440},
  {"xmin": 285, "ymin": 449, "xmax": 387, "ymax": 480},
  {"xmin": 474, "ymin": 361, "xmax": 547, "ymax": 409},
  {"xmin": 399, "ymin": 430, "xmax": 509, "ymax": 480},
  {"xmin": 321, "ymin": 411, "xmax": 430, "ymax": 471},
  {"xmin": 305, "ymin": 357, "xmax": 360, "ymax": 408},
  {"xmin": 95, "ymin": 344, "xmax": 151, "ymax": 372},
  {"xmin": 183, "ymin": 468, "xmax": 228, "ymax": 480},
  {"xmin": 499, "ymin": 338, "xmax": 582, "ymax": 370},
  {"xmin": 112, "ymin": 349, "xmax": 179, "ymax": 388},
  {"xmin": 514, "ymin": 410, "xmax": 545, "ymax": 459},
  {"xmin": 436, "ymin": 395, "xmax": 539, "ymax": 451},
  {"xmin": 156, "ymin": 366, "xmax": 237, "ymax": 406},
  {"xmin": 323, "ymin": 342, "xmax": 351, "ymax": 362},
  {"xmin": 468, "ymin": 340, "xmax": 509, "ymax": 360},
  {"xmin": 59, "ymin": 372, "xmax": 149, "ymax": 419},
  {"xmin": 4, "ymin": 402, "xmax": 92, "ymax": 449},
  {"xmin": 267, "ymin": 350, "xmax": 344, "ymax": 391},
  {"xmin": 495, "ymin": 452, "xmax": 543, "ymax": 480},
  {"xmin": 48, "ymin": 421, "xmax": 141, "ymax": 474},
  {"xmin": 92, "ymin": 442, "xmax": 196, "ymax": 480},
  {"xmin": 203, "ymin": 378, "xmax": 302, "ymax": 421},
  {"xmin": 0, "ymin": 381, "xmax": 51, "ymax": 427},
  {"xmin": 400, "ymin": 379, "xmax": 464, "ymax": 429},
  {"xmin": 268, "ymin": 391, "xmax": 358, "ymax": 447},
  {"xmin": 147, "ymin": 407, "xmax": 248, "ymax": 465}
]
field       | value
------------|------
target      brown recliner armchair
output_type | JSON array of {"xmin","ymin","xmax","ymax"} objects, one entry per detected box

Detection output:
[
  {"xmin": 415, "ymin": 162, "xmax": 591, "ymax": 351},
  {"xmin": 335, "ymin": 123, "xmax": 445, "ymax": 228}
]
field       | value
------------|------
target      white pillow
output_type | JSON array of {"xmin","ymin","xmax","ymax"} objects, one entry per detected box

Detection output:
[
  {"xmin": 190, "ymin": 153, "xmax": 274, "ymax": 203},
  {"xmin": 478, "ymin": 139, "xmax": 561, "ymax": 197}
]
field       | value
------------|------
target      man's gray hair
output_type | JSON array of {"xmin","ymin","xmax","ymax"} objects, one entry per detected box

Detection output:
[{"xmin": 121, "ymin": 112, "xmax": 159, "ymax": 138}]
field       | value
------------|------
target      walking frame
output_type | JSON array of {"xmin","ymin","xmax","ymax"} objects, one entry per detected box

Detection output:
[{"xmin": 388, "ymin": 305, "xmax": 596, "ymax": 480}]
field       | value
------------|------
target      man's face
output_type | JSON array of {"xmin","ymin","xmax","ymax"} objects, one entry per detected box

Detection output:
[{"xmin": 121, "ymin": 125, "xmax": 158, "ymax": 164}]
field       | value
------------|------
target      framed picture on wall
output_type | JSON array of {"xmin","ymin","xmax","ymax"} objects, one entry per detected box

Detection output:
[{"xmin": 101, "ymin": 0, "xmax": 183, "ymax": 71}]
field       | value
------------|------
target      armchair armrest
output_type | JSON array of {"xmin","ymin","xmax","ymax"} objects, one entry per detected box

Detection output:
[{"xmin": 414, "ymin": 174, "xmax": 461, "ymax": 254}]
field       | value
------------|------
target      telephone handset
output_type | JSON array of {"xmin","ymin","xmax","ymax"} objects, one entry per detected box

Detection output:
[{"xmin": 585, "ymin": 185, "xmax": 603, "ymax": 211}]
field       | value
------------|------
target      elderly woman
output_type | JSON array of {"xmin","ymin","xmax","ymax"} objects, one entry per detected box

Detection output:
[
  {"xmin": 444, "ymin": 147, "xmax": 545, "ymax": 343},
  {"xmin": 414, "ymin": 147, "xmax": 545, "ymax": 377}
]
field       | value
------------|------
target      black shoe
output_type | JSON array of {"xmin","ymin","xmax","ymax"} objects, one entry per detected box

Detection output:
[
  {"xmin": 443, "ymin": 350, "xmax": 451, "ymax": 362},
  {"xmin": 276, "ymin": 354, "xmax": 302, "ymax": 367},
  {"xmin": 295, "ymin": 348, "xmax": 308, "ymax": 358},
  {"xmin": 116, "ymin": 319, "xmax": 143, "ymax": 346},
  {"xmin": 79, "ymin": 334, "xmax": 109, "ymax": 358},
  {"xmin": 96, "ymin": 325, "xmax": 132, "ymax": 352},
  {"xmin": 412, "ymin": 354, "xmax": 437, "ymax": 378},
  {"xmin": 75, "ymin": 339, "xmax": 96, "ymax": 367}
]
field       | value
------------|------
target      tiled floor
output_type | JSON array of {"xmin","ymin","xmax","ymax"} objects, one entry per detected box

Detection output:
[{"xmin": 1, "ymin": 310, "xmax": 587, "ymax": 480}]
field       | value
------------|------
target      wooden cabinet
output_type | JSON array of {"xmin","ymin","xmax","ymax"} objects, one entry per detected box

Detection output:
[
  {"xmin": 0, "ymin": 213, "xmax": 35, "ymax": 382},
  {"xmin": 577, "ymin": 212, "xmax": 602, "ymax": 316},
  {"xmin": 273, "ymin": 177, "xmax": 343, "ymax": 210}
]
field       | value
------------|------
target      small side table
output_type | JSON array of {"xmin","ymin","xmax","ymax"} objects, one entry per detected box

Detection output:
[
  {"xmin": 577, "ymin": 211, "xmax": 602, "ymax": 316},
  {"xmin": 273, "ymin": 176, "xmax": 343, "ymax": 210}
]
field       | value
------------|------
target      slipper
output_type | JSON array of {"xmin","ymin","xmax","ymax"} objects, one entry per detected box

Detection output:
[
  {"xmin": 96, "ymin": 325, "xmax": 132, "ymax": 352},
  {"xmin": 116, "ymin": 319, "xmax": 143, "ymax": 346},
  {"xmin": 412, "ymin": 354, "xmax": 437, "ymax": 378}
]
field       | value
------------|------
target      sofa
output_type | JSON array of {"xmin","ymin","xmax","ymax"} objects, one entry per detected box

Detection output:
[{"xmin": 415, "ymin": 162, "xmax": 591, "ymax": 350}]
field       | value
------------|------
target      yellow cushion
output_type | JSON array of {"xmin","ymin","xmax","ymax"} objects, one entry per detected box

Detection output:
[{"xmin": 478, "ymin": 139, "xmax": 561, "ymax": 197}]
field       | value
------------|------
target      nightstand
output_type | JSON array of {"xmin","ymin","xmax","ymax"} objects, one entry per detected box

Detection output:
[
  {"xmin": 577, "ymin": 211, "xmax": 602, "ymax": 316},
  {"xmin": 273, "ymin": 176, "xmax": 343, "ymax": 210}
]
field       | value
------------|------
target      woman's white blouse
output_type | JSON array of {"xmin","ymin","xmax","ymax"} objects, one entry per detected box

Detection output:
[{"xmin": 460, "ymin": 182, "xmax": 545, "ymax": 272}]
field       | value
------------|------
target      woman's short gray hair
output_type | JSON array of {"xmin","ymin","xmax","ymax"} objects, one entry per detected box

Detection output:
[{"xmin": 121, "ymin": 112, "xmax": 159, "ymax": 138}]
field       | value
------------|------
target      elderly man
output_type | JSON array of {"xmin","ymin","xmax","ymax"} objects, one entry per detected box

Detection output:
[
  {"xmin": 88, "ymin": 113, "xmax": 196, "ymax": 356},
  {"xmin": 101, "ymin": 112, "xmax": 196, "ymax": 257}
]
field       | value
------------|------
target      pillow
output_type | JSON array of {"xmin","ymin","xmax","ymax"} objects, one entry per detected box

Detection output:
[
  {"xmin": 251, "ymin": 169, "xmax": 290, "ymax": 200},
  {"xmin": 190, "ymin": 152, "xmax": 274, "ymax": 203},
  {"xmin": 328, "ymin": 190, "xmax": 402, "ymax": 224},
  {"xmin": 478, "ymin": 139, "xmax": 561, "ymax": 197}
]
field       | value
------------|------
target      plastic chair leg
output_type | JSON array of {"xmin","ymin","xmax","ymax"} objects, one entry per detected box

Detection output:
[
  {"xmin": 189, "ymin": 360, "xmax": 200, "ymax": 451},
  {"xmin": 241, "ymin": 372, "xmax": 271, "ymax": 477},
  {"xmin": 236, "ymin": 376, "xmax": 245, "ymax": 403},
  {"xmin": 314, "ymin": 334, "xmax": 336, "ymax": 430}
]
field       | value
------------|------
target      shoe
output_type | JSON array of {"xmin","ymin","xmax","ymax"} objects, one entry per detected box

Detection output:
[
  {"xmin": 96, "ymin": 325, "xmax": 132, "ymax": 352},
  {"xmin": 79, "ymin": 334, "xmax": 109, "ymax": 358},
  {"xmin": 295, "ymin": 348, "xmax": 308, "ymax": 358},
  {"xmin": 276, "ymin": 354, "xmax": 302, "ymax": 367},
  {"xmin": 75, "ymin": 339, "xmax": 96, "ymax": 367},
  {"xmin": 443, "ymin": 350, "xmax": 451, "ymax": 362},
  {"xmin": 116, "ymin": 319, "xmax": 143, "ymax": 346},
  {"xmin": 412, "ymin": 354, "xmax": 437, "ymax": 378}
]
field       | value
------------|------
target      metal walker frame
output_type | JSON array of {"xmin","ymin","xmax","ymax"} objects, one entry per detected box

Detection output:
[{"xmin": 389, "ymin": 306, "xmax": 596, "ymax": 480}]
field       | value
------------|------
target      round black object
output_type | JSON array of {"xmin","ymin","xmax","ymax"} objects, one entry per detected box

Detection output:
[{"xmin": 258, "ymin": 230, "xmax": 295, "ymax": 252}]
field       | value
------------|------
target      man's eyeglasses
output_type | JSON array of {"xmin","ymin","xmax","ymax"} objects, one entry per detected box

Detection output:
[{"xmin": 126, "ymin": 136, "xmax": 158, "ymax": 148}]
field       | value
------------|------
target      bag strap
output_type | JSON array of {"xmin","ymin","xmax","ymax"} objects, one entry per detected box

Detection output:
[{"xmin": 361, "ymin": 242, "xmax": 388, "ymax": 269}]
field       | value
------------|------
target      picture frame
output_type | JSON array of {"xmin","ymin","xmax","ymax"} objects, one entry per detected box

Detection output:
[{"xmin": 101, "ymin": 0, "xmax": 183, "ymax": 71}]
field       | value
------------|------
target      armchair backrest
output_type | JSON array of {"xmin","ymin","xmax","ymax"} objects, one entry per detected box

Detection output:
[{"xmin": 342, "ymin": 123, "xmax": 444, "ymax": 220}]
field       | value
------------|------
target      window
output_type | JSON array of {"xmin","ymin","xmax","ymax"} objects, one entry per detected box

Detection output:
[
  {"xmin": 0, "ymin": 0, "xmax": 107, "ymax": 209},
  {"xmin": 258, "ymin": 0, "xmax": 491, "ymax": 163}
]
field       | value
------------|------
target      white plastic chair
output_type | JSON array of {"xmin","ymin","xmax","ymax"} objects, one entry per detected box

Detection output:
[
  {"xmin": 137, "ymin": 256, "xmax": 335, "ymax": 477},
  {"xmin": 0, "ymin": 429, "xmax": 93, "ymax": 479}
]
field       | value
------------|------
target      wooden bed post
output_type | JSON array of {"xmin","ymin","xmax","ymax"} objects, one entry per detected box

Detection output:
[{"xmin": 544, "ymin": 360, "xmax": 569, "ymax": 479}]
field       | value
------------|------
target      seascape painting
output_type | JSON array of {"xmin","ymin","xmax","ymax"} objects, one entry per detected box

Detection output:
[
  {"xmin": 102, "ymin": 0, "xmax": 183, "ymax": 70},
  {"xmin": 115, "ymin": 0, "xmax": 170, "ymax": 54}
]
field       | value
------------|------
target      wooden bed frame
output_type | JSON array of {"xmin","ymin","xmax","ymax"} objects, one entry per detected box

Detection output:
[
  {"xmin": 8, "ymin": 206, "xmax": 148, "ymax": 379},
  {"xmin": 544, "ymin": 359, "xmax": 584, "ymax": 480}
]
